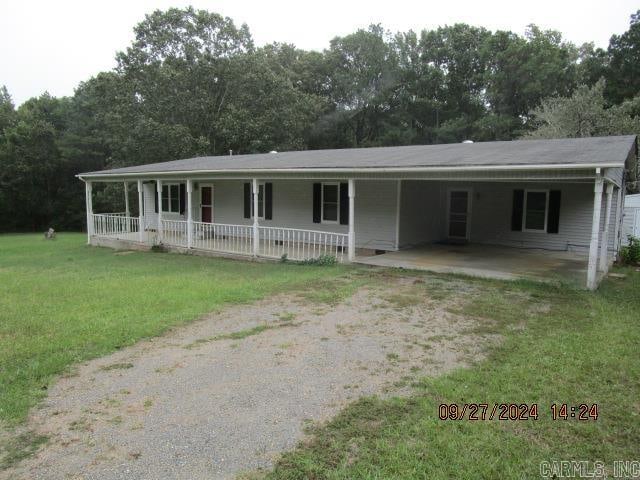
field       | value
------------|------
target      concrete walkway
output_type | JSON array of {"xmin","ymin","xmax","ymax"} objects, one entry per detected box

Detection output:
[{"xmin": 355, "ymin": 243, "xmax": 588, "ymax": 285}]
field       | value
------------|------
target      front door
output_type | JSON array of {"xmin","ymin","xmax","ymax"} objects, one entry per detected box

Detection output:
[
  {"xmin": 448, "ymin": 189, "xmax": 471, "ymax": 240},
  {"xmin": 201, "ymin": 186, "xmax": 213, "ymax": 223}
]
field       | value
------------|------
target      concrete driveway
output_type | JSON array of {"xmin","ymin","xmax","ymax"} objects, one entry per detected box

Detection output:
[{"xmin": 356, "ymin": 243, "xmax": 588, "ymax": 285}]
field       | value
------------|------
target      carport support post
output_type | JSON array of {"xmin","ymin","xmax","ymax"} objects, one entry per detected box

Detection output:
[
  {"xmin": 587, "ymin": 173, "xmax": 604, "ymax": 290},
  {"xmin": 85, "ymin": 181, "xmax": 93, "ymax": 245},
  {"xmin": 252, "ymin": 178, "xmax": 259, "ymax": 257},
  {"xmin": 348, "ymin": 179, "xmax": 355, "ymax": 261},
  {"xmin": 599, "ymin": 183, "xmax": 614, "ymax": 273},
  {"xmin": 186, "ymin": 179, "xmax": 193, "ymax": 249},
  {"xmin": 123, "ymin": 181, "xmax": 130, "ymax": 217},
  {"xmin": 613, "ymin": 186, "xmax": 623, "ymax": 257},
  {"xmin": 137, "ymin": 180, "xmax": 144, "ymax": 243},
  {"xmin": 156, "ymin": 180, "xmax": 163, "ymax": 242}
]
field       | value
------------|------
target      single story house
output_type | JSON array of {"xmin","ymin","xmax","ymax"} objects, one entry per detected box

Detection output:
[
  {"xmin": 622, "ymin": 193, "xmax": 640, "ymax": 241},
  {"xmin": 78, "ymin": 135, "xmax": 637, "ymax": 290}
]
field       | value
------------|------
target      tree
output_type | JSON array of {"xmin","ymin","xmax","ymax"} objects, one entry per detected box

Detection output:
[
  {"xmin": 0, "ymin": 94, "xmax": 73, "ymax": 231},
  {"xmin": 484, "ymin": 26, "xmax": 579, "ymax": 129},
  {"xmin": 605, "ymin": 10, "xmax": 640, "ymax": 104},
  {"xmin": 0, "ymin": 86, "xmax": 16, "ymax": 133},
  {"xmin": 116, "ymin": 7, "xmax": 253, "ymax": 154},
  {"xmin": 320, "ymin": 25, "xmax": 402, "ymax": 147},
  {"xmin": 526, "ymin": 79, "xmax": 640, "ymax": 138},
  {"xmin": 525, "ymin": 79, "xmax": 640, "ymax": 192}
]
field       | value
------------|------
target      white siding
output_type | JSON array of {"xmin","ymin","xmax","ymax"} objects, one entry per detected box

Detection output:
[
  {"xmin": 625, "ymin": 194, "xmax": 640, "ymax": 208},
  {"xmin": 142, "ymin": 182, "xmax": 186, "ymax": 229},
  {"xmin": 399, "ymin": 181, "xmax": 445, "ymax": 247},
  {"xmin": 399, "ymin": 181, "xmax": 619, "ymax": 253},
  {"xmin": 142, "ymin": 183, "xmax": 157, "ymax": 229},
  {"xmin": 604, "ymin": 167, "xmax": 624, "ymax": 187},
  {"xmin": 194, "ymin": 179, "xmax": 398, "ymax": 251},
  {"xmin": 622, "ymin": 207, "xmax": 640, "ymax": 240}
]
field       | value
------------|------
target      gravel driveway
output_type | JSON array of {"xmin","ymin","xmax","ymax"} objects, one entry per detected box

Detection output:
[{"xmin": 4, "ymin": 273, "xmax": 492, "ymax": 480}]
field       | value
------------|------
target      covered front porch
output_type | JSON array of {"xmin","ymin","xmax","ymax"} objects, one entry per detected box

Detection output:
[
  {"xmin": 84, "ymin": 178, "xmax": 354, "ymax": 262},
  {"xmin": 355, "ymin": 243, "xmax": 589, "ymax": 286}
]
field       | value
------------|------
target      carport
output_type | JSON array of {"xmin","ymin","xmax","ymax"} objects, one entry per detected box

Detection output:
[{"xmin": 355, "ymin": 243, "xmax": 589, "ymax": 285}]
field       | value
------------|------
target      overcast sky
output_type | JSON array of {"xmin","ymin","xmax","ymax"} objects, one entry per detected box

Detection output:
[{"xmin": 1, "ymin": 0, "xmax": 638, "ymax": 106}]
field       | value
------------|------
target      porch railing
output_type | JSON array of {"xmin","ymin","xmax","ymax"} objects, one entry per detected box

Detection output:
[
  {"xmin": 160, "ymin": 219, "xmax": 188, "ymax": 248},
  {"xmin": 192, "ymin": 221, "xmax": 253, "ymax": 256},
  {"xmin": 91, "ymin": 214, "xmax": 348, "ymax": 262},
  {"xmin": 92, "ymin": 213, "xmax": 139, "ymax": 238},
  {"xmin": 258, "ymin": 226, "xmax": 347, "ymax": 262}
]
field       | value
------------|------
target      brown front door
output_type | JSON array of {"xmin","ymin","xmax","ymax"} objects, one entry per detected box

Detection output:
[{"xmin": 201, "ymin": 186, "xmax": 213, "ymax": 223}]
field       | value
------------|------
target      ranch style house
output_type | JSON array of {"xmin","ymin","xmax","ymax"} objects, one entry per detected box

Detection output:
[{"xmin": 77, "ymin": 135, "xmax": 638, "ymax": 290}]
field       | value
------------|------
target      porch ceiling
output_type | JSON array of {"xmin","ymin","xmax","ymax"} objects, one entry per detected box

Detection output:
[{"xmin": 354, "ymin": 244, "xmax": 588, "ymax": 286}]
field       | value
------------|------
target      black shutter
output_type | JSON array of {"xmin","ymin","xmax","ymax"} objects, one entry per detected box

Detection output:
[
  {"xmin": 179, "ymin": 183, "xmax": 186, "ymax": 214},
  {"xmin": 265, "ymin": 182, "xmax": 273, "ymax": 220},
  {"xmin": 312, "ymin": 183, "xmax": 321, "ymax": 223},
  {"xmin": 339, "ymin": 182, "xmax": 349, "ymax": 225},
  {"xmin": 243, "ymin": 183, "xmax": 251, "ymax": 219},
  {"xmin": 547, "ymin": 190, "xmax": 561, "ymax": 234},
  {"xmin": 511, "ymin": 189, "xmax": 524, "ymax": 231},
  {"xmin": 153, "ymin": 182, "xmax": 158, "ymax": 213}
]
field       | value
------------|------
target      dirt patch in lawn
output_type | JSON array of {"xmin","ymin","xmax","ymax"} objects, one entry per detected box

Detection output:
[{"xmin": 2, "ymin": 273, "xmax": 497, "ymax": 480}]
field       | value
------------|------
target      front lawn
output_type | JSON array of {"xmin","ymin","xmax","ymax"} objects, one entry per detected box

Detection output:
[
  {"xmin": 267, "ymin": 269, "xmax": 640, "ymax": 478},
  {"xmin": 0, "ymin": 233, "xmax": 348, "ymax": 426}
]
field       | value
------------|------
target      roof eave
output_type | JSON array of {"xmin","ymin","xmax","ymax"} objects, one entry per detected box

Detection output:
[{"xmin": 76, "ymin": 162, "xmax": 625, "ymax": 180}]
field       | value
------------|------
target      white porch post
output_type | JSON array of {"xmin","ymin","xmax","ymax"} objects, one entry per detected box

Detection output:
[
  {"xmin": 587, "ymin": 172, "xmax": 604, "ymax": 290},
  {"xmin": 612, "ymin": 186, "xmax": 623, "ymax": 257},
  {"xmin": 599, "ymin": 183, "xmax": 614, "ymax": 272},
  {"xmin": 137, "ymin": 180, "xmax": 144, "ymax": 243},
  {"xmin": 348, "ymin": 179, "xmax": 355, "ymax": 261},
  {"xmin": 187, "ymin": 179, "xmax": 193, "ymax": 249},
  {"xmin": 395, "ymin": 180, "xmax": 401, "ymax": 250},
  {"xmin": 156, "ymin": 180, "xmax": 163, "ymax": 242},
  {"xmin": 85, "ymin": 181, "xmax": 93, "ymax": 245},
  {"xmin": 124, "ymin": 181, "xmax": 130, "ymax": 217},
  {"xmin": 252, "ymin": 178, "xmax": 259, "ymax": 257}
]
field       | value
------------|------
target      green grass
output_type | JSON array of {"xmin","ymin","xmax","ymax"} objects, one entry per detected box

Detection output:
[
  {"xmin": 0, "ymin": 233, "xmax": 348, "ymax": 426},
  {"xmin": 0, "ymin": 431, "xmax": 48, "ymax": 470},
  {"xmin": 267, "ymin": 270, "xmax": 640, "ymax": 479}
]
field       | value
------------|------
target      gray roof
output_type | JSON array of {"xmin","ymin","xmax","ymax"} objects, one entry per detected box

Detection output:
[{"xmin": 79, "ymin": 135, "xmax": 637, "ymax": 177}]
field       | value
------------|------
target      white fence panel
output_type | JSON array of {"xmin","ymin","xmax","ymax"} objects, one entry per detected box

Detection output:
[
  {"xmin": 92, "ymin": 214, "xmax": 140, "ymax": 240},
  {"xmin": 258, "ymin": 226, "xmax": 347, "ymax": 262},
  {"xmin": 160, "ymin": 219, "xmax": 188, "ymax": 248},
  {"xmin": 192, "ymin": 222, "xmax": 253, "ymax": 256}
]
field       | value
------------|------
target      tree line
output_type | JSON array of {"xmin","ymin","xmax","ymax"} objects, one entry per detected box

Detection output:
[{"xmin": 1, "ymin": 8, "xmax": 639, "ymax": 232}]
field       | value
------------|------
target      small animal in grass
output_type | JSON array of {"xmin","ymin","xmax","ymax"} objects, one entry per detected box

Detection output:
[{"xmin": 44, "ymin": 228, "xmax": 56, "ymax": 240}]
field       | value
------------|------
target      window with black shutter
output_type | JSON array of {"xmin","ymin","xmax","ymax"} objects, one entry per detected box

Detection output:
[
  {"xmin": 243, "ymin": 183, "xmax": 251, "ymax": 218},
  {"xmin": 244, "ymin": 182, "xmax": 269, "ymax": 219},
  {"xmin": 312, "ymin": 183, "xmax": 321, "ymax": 223},
  {"xmin": 547, "ymin": 190, "xmax": 561, "ymax": 234},
  {"xmin": 339, "ymin": 183, "xmax": 349, "ymax": 225},
  {"xmin": 264, "ymin": 183, "xmax": 273, "ymax": 220},
  {"xmin": 161, "ymin": 183, "xmax": 181, "ymax": 213}
]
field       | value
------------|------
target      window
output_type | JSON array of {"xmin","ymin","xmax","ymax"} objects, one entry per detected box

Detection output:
[
  {"xmin": 523, "ymin": 190, "xmax": 548, "ymax": 231},
  {"xmin": 250, "ymin": 183, "xmax": 265, "ymax": 219},
  {"xmin": 161, "ymin": 184, "xmax": 180, "ymax": 213},
  {"xmin": 322, "ymin": 183, "xmax": 339, "ymax": 223}
]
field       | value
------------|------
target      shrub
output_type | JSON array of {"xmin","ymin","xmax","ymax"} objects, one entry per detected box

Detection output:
[
  {"xmin": 299, "ymin": 254, "xmax": 337, "ymax": 266},
  {"xmin": 619, "ymin": 236, "xmax": 640, "ymax": 265},
  {"xmin": 150, "ymin": 243, "xmax": 167, "ymax": 253}
]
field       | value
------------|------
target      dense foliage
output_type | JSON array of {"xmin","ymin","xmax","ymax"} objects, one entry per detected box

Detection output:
[{"xmin": 1, "ymin": 8, "xmax": 639, "ymax": 231}]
